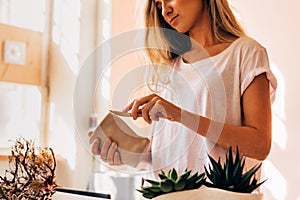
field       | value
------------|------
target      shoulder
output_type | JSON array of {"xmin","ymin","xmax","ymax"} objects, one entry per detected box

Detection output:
[
  {"xmin": 234, "ymin": 36, "xmax": 266, "ymax": 52},
  {"xmin": 227, "ymin": 37, "xmax": 269, "ymax": 62}
]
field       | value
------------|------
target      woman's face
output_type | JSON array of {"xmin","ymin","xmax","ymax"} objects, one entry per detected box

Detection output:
[{"xmin": 154, "ymin": 0, "xmax": 205, "ymax": 33}]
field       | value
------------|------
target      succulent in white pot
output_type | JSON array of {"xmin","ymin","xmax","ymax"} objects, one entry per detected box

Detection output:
[
  {"xmin": 137, "ymin": 168, "xmax": 206, "ymax": 199},
  {"xmin": 137, "ymin": 146, "xmax": 265, "ymax": 200}
]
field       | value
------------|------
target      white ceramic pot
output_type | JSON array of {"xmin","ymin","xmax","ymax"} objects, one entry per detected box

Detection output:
[{"xmin": 153, "ymin": 186, "xmax": 263, "ymax": 200}]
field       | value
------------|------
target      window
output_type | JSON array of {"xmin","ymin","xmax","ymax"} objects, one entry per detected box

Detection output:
[
  {"xmin": 52, "ymin": 0, "xmax": 81, "ymax": 75},
  {"xmin": 1, "ymin": 0, "xmax": 46, "ymax": 32},
  {"xmin": 0, "ymin": 83, "xmax": 41, "ymax": 150},
  {"xmin": 0, "ymin": 0, "xmax": 46, "ymax": 151}
]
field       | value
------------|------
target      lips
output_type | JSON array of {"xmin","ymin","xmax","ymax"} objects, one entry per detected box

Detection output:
[{"xmin": 169, "ymin": 15, "xmax": 179, "ymax": 25}]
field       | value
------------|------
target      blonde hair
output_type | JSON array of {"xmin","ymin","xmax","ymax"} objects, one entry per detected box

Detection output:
[
  {"xmin": 144, "ymin": 0, "xmax": 246, "ymax": 64},
  {"xmin": 144, "ymin": 0, "xmax": 246, "ymax": 91},
  {"xmin": 206, "ymin": 0, "xmax": 246, "ymax": 41}
]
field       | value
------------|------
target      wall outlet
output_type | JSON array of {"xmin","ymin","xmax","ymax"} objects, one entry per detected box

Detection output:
[{"xmin": 4, "ymin": 40, "xmax": 26, "ymax": 65}]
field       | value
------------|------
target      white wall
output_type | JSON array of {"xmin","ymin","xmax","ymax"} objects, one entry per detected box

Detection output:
[
  {"xmin": 47, "ymin": 0, "xmax": 98, "ymax": 189},
  {"xmin": 231, "ymin": 0, "xmax": 300, "ymax": 199}
]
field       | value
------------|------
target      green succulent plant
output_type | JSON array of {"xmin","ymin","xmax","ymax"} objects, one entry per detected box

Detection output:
[
  {"xmin": 204, "ymin": 146, "xmax": 266, "ymax": 193},
  {"xmin": 137, "ymin": 168, "xmax": 206, "ymax": 199}
]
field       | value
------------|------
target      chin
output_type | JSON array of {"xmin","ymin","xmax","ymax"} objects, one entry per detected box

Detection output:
[
  {"xmin": 172, "ymin": 26, "xmax": 189, "ymax": 34},
  {"xmin": 175, "ymin": 29, "xmax": 185, "ymax": 33}
]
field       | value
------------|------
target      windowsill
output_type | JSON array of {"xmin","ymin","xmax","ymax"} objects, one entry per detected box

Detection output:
[
  {"xmin": 0, "ymin": 148, "xmax": 10, "ymax": 158},
  {"xmin": 0, "ymin": 155, "xmax": 9, "ymax": 161}
]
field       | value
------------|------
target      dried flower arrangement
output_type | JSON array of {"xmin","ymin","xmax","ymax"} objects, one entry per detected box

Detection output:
[{"xmin": 0, "ymin": 138, "xmax": 57, "ymax": 200}]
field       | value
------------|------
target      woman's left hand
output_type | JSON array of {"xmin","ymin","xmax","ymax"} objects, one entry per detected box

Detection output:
[{"xmin": 123, "ymin": 93, "xmax": 181, "ymax": 124}]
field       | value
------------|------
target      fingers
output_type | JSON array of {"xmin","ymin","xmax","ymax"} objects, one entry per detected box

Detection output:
[
  {"xmin": 113, "ymin": 151, "xmax": 122, "ymax": 165},
  {"xmin": 88, "ymin": 131, "xmax": 93, "ymax": 137},
  {"xmin": 122, "ymin": 101, "xmax": 134, "ymax": 113},
  {"xmin": 88, "ymin": 131, "xmax": 122, "ymax": 165},
  {"xmin": 149, "ymin": 99, "xmax": 165, "ymax": 121},
  {"xmin": 89, "ymin": 130, "xmax": 100, "ymax": 155},
  {"xmin": 126, "ymin": 93, "xmax": 170, "ymax": 123},
  {"xmin": 106, "ymin": 141, "xmax": 117, "ymax": 164},
  {"xmin": 106, "ymin": 141, "xmax": 122, "ymax": 165},
  {"xmin": 91, "ymin": 138, "xmax": 101, "ymax": 155},
  {"xmin": 130, "ymin": 94, "xmax": 157, "ymax": 119},
  {"xmin": 142, "ymin": 96, "xmax": 160, "ymax": 123},
  {"xmin": 97, "ymin": 138, "xmax": 123, "ymax": 165},
  {"xmin": 139, "ymin": 96, "xmax": 168, "ymax": 123},
  {"xmin": 100, "ymin": 137, "xmax": 111, "ymax": 160}
]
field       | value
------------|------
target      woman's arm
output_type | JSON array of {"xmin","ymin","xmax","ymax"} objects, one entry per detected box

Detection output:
[
  {"xmin": 180, "ymin": 73, "xmax": 272, "ymax": 160},
  {"xmin": 128, "ymin": 73, "xmax": 272, "ymax": 161}
]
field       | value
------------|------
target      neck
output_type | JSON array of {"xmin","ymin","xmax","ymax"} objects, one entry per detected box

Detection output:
[{"xmin": 188, "ymin": 10, "xmax": 217, "ymax": 49}]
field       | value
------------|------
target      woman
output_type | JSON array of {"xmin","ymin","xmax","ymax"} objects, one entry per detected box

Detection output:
[{"xmin": 89, "ymin": 0, "xmax": 277, "ymax": 180}]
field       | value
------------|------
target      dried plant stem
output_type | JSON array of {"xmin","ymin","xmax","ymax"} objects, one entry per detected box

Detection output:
[{"xmin": 0, "ymin": 138, "xmax": 57, "ymax": 200}]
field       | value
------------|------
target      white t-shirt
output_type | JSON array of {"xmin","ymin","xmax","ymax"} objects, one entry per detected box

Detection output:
[{"xmin": 149, "ymin": 36, "xmax": 277, "ymax": 178}]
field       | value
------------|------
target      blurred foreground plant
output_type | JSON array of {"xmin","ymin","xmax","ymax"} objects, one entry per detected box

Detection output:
[{"xmin": 0, "ymin": 138, "xmax": 57, "ymax": 200}]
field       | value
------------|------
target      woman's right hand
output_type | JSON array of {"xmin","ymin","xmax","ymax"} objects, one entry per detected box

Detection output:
[{"xmin": 88, "ymin": 131, "xmax": 123, "ymax": 166}]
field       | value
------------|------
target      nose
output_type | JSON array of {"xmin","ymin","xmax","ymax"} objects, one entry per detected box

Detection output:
[{"xmin": 161, "ymin": 2, "xmax": 173, "ymax": 19}]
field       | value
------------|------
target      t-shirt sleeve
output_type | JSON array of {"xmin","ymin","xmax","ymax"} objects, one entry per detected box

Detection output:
[{"xmin": 240, "ymin": 47, "xmax": 277, "ymax": 103}]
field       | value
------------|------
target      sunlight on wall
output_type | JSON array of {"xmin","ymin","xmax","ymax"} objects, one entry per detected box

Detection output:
[
  {"xmin": 51, "ymin": 117, "xmax": 76, "ymax": 170},
  {"xmin": 48, "ymin": 102, "xmax": 76, "ymax": 170},
  {"xmin": 272, "ymin": 116, "xmax": 287, "ymax": 150},
  {"xmin": 270, "ymin": 62, "xmax": 287, "ymax": 149},
  {"xmin": 49, "ymin": 102, "xmax": 56, "ymax": 132},
  {"xmin": 101, "ymin": 69, "xmax": 111, "ymax": 102},
  {"xmin": 102, "ymin": 19, "xmax": 110, "ymax": 40},
  {"xmin": 52, "ymin": 0, "xmax": 80, "ymax": 75},
  {"xmin": 262, "ymin": 62, "xmax": 287, "ymax": 199},
  {"xmin": 95, "ymin": 0, "xmax": 112, "ymax": 116},
  {"xmin": 263, "ymin": 160, "xmax": 287, "ymax": 200},
  {"xmin": 49, "ymin": 0, "xmax": 83, "ymax": 174}
]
